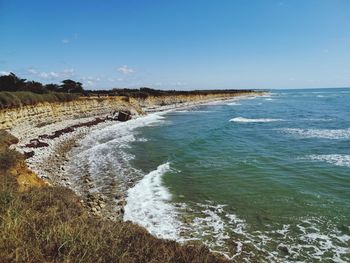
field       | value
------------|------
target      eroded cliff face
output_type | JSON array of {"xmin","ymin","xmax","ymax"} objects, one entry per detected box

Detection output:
[
  {"xmin": 0, "ymin": 92, "xmax": 255, "ymax": 133},
  {"xmin": 137, "ymin": 92, "xmax": 250, "ymax": 108},
  {"xmin": 0, "ymin": 96, "xmax": 140, "ymax": 131}
]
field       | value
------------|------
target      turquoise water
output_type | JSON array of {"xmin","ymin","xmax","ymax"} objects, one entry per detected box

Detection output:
[
  {"xmin": 125, "ymin": 89, "xmax": 350, "ymax": 262},
  {"xmin": 68, "ymin": 89, "xmax": 350, "ymax": 262}
]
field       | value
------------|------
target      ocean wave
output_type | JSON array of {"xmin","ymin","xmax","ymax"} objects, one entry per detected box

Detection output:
[
  {"xmin": 65, "ymin": 113, "xmax": 166, "ymax": 200},
  {"xmin": 124, "ymin": 162, "xmax": 180, "ymax": 240},
  {"xmin": 175, "ymin": 110, "xmax": 212, "ymax": 113},
  {"xmin": 304, "ymin": 154, "xmax": 350, "ymax": 168},
  {"xmin": 226, "ymin": 102, "xmax": 241, "ymax": 106},
  {"xmin": 278, "ymin": 128, "xmax": 350, "ymax": 139},
  {"xmin": 230, "ymin": 117, "xmax": 284, "ymax": 123}
]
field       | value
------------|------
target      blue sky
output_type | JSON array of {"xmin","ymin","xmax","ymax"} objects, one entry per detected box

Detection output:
[{"xmin": 1, "ymin": 0, "xmax": 349, "ymax": 90}]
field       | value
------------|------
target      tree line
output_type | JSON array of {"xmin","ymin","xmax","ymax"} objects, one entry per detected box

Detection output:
[
  {"xmin": 0, "ymin": 73, "xmax": 84, "ymax": 94},
  {"xmin": 0, "ymin": 72, "xmax": 256, "ymax": 98}
]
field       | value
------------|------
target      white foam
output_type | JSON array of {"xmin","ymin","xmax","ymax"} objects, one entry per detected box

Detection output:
[
  {"xmin": 177, "ymin": 203, "xmax": 350, "ymax": 262},
  {"xmin": 124, "ymin": 162, "xmax": 180, "ymax": 240},
  {"xmin": 226, "ymin": 102, "xmax": 241, "ymax": 106},
  {"xmin": 65, "ymin": 113, "xmax": 166, "ymax": 196},
  {"xmin": 230, "ymin": 117, "xmax": 284, "ymax": 123},
  {"xmin": 175, "ymin": 110, "xmax": 212, "ymax": 113},
  {"xmin": 177, "ymin": 202, "xmax": 249, "ymax": 259},
  {"xmin": 279, "ymin": 128, "xmax": 350, "ymax": 139},
  {"xmin": 191, "ymin": 205, "xmax": 230, "ymax": 246},
  {"xmin": 302, "ymin": 118, "xmax": 334, "ymax": 122},
  {"xmin": 305, "ymin": 154, "xmax": 350, "ymax": 168}
]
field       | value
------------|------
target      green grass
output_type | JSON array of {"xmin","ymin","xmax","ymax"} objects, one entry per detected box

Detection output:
[
  {"xmin": 0, "ymin": 92, "xmax": 79, "ymax": 109},
  {"xmin": 0, "ymin": 131, "xmax": 230, "ymax": 263}
]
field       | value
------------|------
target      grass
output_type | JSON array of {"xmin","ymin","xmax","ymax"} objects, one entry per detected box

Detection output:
[
  {"xmin": 0, "ymin": 89, "xmax": 262, "ymax": 110},
  {"xmin": 0, "ymin": 92, "xmax": 79, "ymax": 109},
  {"xmin": 0, "ymin": 131, "xmax": 230, "ymax": 263}
]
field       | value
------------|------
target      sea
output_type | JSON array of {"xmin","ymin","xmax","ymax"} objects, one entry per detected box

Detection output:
[{"xmin": 67, "ymin": 88, "xmax": 350, "ymax": 262}]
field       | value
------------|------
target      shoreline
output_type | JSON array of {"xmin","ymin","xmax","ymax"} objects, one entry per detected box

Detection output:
[{"xmin": 14, "ymin": 93, "xmax": 262, "ymax": 221}]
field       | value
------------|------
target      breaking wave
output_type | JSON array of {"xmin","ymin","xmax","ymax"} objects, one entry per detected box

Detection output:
[
  {"xmin": 124, "ymin": 162, "xmax": 180, "ymax": 240},
  {"xmin": 230, "ymin": 117, "xmax": 284, "ymax": 123},
  {"xmin": 226, "ymin": 102, "xmax": 241, "ymax": 106},
  {"xmin": 65, "ymin": 113, "xmax": 167, "ymax": 203}
]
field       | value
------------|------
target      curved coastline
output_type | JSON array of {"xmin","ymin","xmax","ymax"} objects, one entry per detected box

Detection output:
[{"xmin": 9, "ymin": 92, "xmax": 263, "ymax": 257}]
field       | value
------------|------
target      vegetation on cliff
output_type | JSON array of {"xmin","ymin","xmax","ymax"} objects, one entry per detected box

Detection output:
[
  {"xmin": 0, "ymin": 130, "xmax": 230, "ymax": 263},
  {"xmin": 0, "ymin": 92, "xmax": 79, "ymax": 109},
  {"xmin": 0, "ymin": 73, "xmax": 259, "ymax": 109},
  {"xmin": 0, "ymin": 73, "xmax": 84, "ymax": 94}
]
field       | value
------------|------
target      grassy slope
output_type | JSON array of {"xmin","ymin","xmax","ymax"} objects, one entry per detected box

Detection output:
[
  {"xmin": 0, "ymin": 92, "xmax": 79, "ymax": 109},
  {"xmin": 0, "ymin": 131, "xmax": 230, "ymax": 263},
  {"xmin": 0, "ymin": 89, "xmax": 259, "ymax": 109}
]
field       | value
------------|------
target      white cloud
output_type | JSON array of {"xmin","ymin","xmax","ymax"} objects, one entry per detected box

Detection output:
[
  {"xmin": 61, "ymin": 34, "xmax": 78, "ymax": 44},
  {"xmin": 27, "ymin": 68, "xmax": 75, "ymax": 80},
  {"xmin": 27, "ymin": 69, "xmax": 38, "ymax": 74},
  {"xmin": 80, "ymin": 76, "xmax": 102, "ymax": 87},
  {"xmin": 146, "ymin": 81, "xmax": 187, "ymax": 88},
  {"xmin": 0, "ymin": 71, "xmax": 10, "ymax": 76},
  {"xmin": 118, "ymin": 65, "xmax": 134, "ymax": 75}
]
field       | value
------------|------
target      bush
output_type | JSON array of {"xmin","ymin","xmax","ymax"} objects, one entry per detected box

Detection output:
[
  {"xmin": 0, "ymin": 130, "xmax": 18, "ymax": 148},
  {"xmin": 0, "ymin": 149, "xmax": 22, "ymax": 171}
]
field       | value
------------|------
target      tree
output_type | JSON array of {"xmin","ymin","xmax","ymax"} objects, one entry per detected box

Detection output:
[
  {"xmin": 0, "ymin": 73, "xmax": 26, "ymax": 92},
  {"xmin": 45, "ymin": 83, "xmax": 60, "ymax": 92},
  {"xmin": 59, "ymin": 79, "xmax": 84, "ymax": 93},
  {"xmin": 25, "ymin": 81, "xmax": 49, "ymax": 94}
]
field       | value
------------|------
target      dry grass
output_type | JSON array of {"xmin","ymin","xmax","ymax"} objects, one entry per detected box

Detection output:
[
  {"xmin": 0, "ymin": 131, "xmax": 230, "ymax": 263},
  {"xmin": 0, "ymin": 92, "xmax": 79, "ymax": 109}
]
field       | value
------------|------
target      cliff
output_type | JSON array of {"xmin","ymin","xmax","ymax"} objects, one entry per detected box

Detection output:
[
  {"xmin": 0, "ymin": 92, "xmax": 256, "ymax": 133},
  {"xmin": 0, "ymin": 96, "xmax": 139, "ymax": 131}
]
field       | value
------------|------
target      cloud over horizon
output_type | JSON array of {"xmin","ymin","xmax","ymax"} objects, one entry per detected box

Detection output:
[
  {"xmin": 0, "ymin": 71, "xmax": 11, "ymax": 76},
  {"xmin": 27, "ymin": 68, "xmax": 75, "ymax": 80},
  {"xmin": 118, "ymin": 65, "xmax": 134, "ymax": 75}
]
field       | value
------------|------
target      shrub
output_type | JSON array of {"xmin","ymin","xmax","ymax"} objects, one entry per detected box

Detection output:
[
  {"xmin": 0, "ymin": 130, "xmax": 19, "ymax": 149},
  {"xmin": 0, "ymin": 149, "xmax": 22, "ymax": 171}
]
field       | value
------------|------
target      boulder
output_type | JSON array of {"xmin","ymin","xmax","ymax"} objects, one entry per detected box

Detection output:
[
  {"xmin": 26, "ymin": 139, "xmax": 49, "ymax": 148},
  {"xmin": 117, "ymin": 111, "xmax": 132, "ymax": 122}
]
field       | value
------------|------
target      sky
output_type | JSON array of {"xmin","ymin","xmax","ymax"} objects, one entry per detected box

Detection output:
[{"xmin": 0, "ymin": 0, "xmax": 350, "ymax": 90}]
